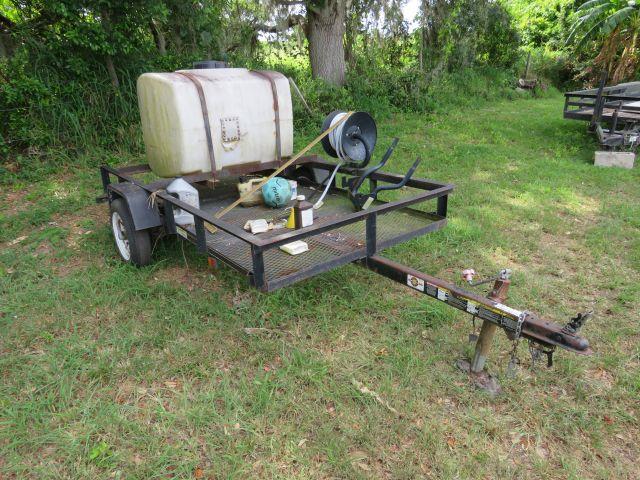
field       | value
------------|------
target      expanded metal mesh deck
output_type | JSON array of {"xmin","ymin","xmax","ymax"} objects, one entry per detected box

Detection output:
[{"xmin": 185, "ymin": 183, "xmax": 444, "ymax": 290}]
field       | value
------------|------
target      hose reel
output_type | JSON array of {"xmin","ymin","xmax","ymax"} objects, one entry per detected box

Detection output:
[
  {"xmin": 317, "ymin": 110, "xmax": 422, "ymax": 211},
  {"xmin": 321, "ymin": 111, "xmax": 377, "ymax": 169}
]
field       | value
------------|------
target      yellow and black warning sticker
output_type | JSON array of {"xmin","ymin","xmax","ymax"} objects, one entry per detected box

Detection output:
[{"xmin": 406, "ymin": 274, "xmax": 523, "ymax": 333}]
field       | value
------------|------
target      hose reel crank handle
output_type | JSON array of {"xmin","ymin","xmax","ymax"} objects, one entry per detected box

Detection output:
[
  {"xmin": 350, "ymin": 156, "xmax": 421, "ymax": 210},
  {"xmin": 346, "ymin": 137, "xmax": 400, "ymax": 193},
  {"xmin": 347, "ymin": 139, "xmax": 422, "ymax": 210},
  {"xmin": 369, "ymin": 156, "xmax": 421, "ymax": 195}
]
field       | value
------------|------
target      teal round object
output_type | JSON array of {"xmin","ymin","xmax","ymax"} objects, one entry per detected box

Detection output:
[{"xmin": 262, "ymin": 177, "xmax": 292, "ymax": 208}]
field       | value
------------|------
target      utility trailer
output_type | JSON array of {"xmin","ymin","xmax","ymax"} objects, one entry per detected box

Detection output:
[
  {"xmin": 99, "ymin": 154, "xmax": 591, "ymax": 383},
  {"xmin": 100, "ymin": 63, "xmax": 591, "ymax": 390},
  {"xmin": 564, "ymin": 75, "xmax": 640, "ymax": 151}
]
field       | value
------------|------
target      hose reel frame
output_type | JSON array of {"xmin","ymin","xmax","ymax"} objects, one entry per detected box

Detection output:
[{"xmin": 321, "ymin": 110, "xmax": 377, "ymax": 169}]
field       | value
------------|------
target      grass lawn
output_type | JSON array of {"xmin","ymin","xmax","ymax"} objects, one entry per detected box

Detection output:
[{"xmin": 1, "ymin": 93, "xmax": 639, "ymax": 479}]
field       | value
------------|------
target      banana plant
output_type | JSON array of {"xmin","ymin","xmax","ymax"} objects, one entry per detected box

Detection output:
[{"xmin": 566, "ymin": 0, "xmax": 640, "ymax": 83}]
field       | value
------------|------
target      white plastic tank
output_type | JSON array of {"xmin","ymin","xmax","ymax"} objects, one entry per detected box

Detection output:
[
  {"xmin": 137, "ymin": 68, "xmax": 293, "ymax": 178},
  {"xmin": 166, "ymin": 177, "xmax": 199, "ymax": 225}
]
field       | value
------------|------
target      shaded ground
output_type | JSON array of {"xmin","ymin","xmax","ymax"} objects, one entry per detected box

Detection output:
[{"xmin": 1, "ymin": 94, "xmax": 639, "ymax": 479}]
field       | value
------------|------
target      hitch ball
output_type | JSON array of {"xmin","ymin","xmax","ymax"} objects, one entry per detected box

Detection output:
[{"xmin": 499, "ymin": 269, "xmax": 512, "ymax": 280}]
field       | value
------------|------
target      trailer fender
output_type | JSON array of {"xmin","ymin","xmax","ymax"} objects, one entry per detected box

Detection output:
[{"xmin": 107, "ymin": 182, "xmax": 162, "ymax": 231}]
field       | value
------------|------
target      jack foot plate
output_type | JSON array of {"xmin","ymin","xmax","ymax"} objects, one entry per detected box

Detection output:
[{"xmin": 456, "ymin": 359, "xmax": 502, "ymax": 397}]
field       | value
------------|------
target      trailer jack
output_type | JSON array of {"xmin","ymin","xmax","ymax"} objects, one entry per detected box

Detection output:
[{"xmin": 362, "ymin": 255, "xmax": 591, "ymax": 393}]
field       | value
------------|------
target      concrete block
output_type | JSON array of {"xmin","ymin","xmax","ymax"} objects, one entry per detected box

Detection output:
[{"xmin": 594, "ymin": 151, "xmax": 635, "ymax": 169}]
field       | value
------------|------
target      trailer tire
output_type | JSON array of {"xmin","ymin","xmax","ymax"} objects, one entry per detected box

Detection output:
[{"xmin": 110, "ymin": 198, "xmax": 152, "ymax": 267}]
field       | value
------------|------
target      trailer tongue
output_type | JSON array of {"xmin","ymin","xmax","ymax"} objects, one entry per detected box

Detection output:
[{"xmin": 363, "ymin": 255, "xmax": 590, "ymax": 361}]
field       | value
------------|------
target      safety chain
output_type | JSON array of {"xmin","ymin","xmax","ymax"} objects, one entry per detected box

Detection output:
[
  {"xmin": 468, "ymin": 315, "xmax": 479, "ymax": 343},
  {"xmin": 507, "ymin": 310, "xmax": 528, "ymax": 376},
  {"xmin": 528, "ymin": 340, "xmax": 556, "ymax": 369},
  {"xmin": 528, "ymin": 340, "xmax": 542, "ymax": 368}
]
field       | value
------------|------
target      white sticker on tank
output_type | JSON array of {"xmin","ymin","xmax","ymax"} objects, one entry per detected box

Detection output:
[
  {"xmin": 437, "ymin": 288, "xmax": 448, "ymax": 301},
  {"xmin": 221, "ymin": 117, "xmax": 240, "ymax": 143},
  {"xmin": 220, "ymin": 116, "xmax": 242, "ymax": 151}
]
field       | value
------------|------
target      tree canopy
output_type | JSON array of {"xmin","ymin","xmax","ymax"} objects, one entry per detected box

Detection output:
[{"xmin": 1, "ymin": 0, "xmax": 638, "ymax": 160}]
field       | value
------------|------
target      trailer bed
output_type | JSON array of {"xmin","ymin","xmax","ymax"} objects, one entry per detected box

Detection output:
[
  {"xmin": 564, "ymin": 105, "xmax": 640, "ymax": 123},
  {"xmin": 101, "ymin": 158, "xmax": 452, "ymax": 292},
  {"xmin": 98, "ymin": 159, "xmax": 592, "ymax": 359},
  {"xmin": 180, "ymin": 183, "xmax": 446, "ymax": 291}
]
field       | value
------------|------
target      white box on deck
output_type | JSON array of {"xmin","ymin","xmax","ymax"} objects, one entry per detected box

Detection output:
[{"xmin": 137, "ymin": 68, "xmax": 293, "ymax": 178}]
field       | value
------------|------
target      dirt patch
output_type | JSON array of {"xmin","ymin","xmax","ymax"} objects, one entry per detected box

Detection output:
[
  {"xmin": 585, "ymin": 367, "xmax": 615, "ymax": 390},
  {"xmin": 148, "ymin": 263, "xmax": 224, "ymax": 294},
  {"xmin": 40, "ymin": 203, "xmax": 106, "ymax": 250},
  {"xmin": 49, "ymin": 253, "xmax": 93, "ymax": 278},
  {"xmin": 1, "ymin": 202, "xmax": 107, "ymax": 251},
  {"xmin": 54, "ymin": 203, "xmax": 106, "ymax": 234},
  {"xmin": 1, "ymin": 189, "xmax": 34, "ymax": 216}
]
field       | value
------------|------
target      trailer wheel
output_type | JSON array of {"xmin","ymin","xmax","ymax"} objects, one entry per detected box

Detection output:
[{"xmin": 110, "ymin": 198, "xmax": 152, "ymax": 266}]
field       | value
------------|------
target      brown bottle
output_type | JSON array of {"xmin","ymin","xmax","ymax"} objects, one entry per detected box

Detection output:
[{"xmin": 294, "ymin": 195, "xmax": 314, "ymax": 229}]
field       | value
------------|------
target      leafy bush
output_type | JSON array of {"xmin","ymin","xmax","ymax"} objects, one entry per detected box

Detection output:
[
  {"xmin": 505, "ymin": 0, "xmax": 574, "ymax": 50},
  {"xmin": 422, "ymin": 67, "xmax": 519, "ymax": 113},
  {"xmin": 526, "ymin": 48, "xmax": 578, "ymax": 89},
  {"xmin": 2, "ymin": 50, "xmax": 529, "ymax": 165},
  {"xmin": 0, "ymin": 0, "xmax": 531, "ymax": 180},
  {"xmin": 0, "ymin": 54, "xmax": 55, "ymax": 155},
  {"xmin": 478, "ymin": 3, "xmax": 521, "ymax": 68}
]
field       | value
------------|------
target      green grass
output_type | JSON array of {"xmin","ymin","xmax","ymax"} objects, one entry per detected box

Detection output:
[{"xmin": 1, "ymin": 93, "xmax": 639, "ymax": 479}]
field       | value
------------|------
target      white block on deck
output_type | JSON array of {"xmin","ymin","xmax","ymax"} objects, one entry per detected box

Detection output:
[{"xmin": 594, "ymin": 151, "xmax": 635, "ymax": 169}]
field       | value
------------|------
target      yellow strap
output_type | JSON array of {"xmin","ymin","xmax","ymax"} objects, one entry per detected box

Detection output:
[{"xmin": 206, "ymin": 111, "xmax": 353, "ymax": 233}]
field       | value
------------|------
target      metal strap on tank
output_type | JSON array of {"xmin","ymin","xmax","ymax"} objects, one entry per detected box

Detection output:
[
  {"xmin": 175, "ymin": 71, "xmax": 217, "ymax": 173},
  {"xmin": 250, "ymin": 70, "xmax": 282, "ymax": 163}
]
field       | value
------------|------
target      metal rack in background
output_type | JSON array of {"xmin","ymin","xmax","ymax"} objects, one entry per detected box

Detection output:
[{"xmin": 564, "ymin": 73, "xmax": 640, "ymax": 151}]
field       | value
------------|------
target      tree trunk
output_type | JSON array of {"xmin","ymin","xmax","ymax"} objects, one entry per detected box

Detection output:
[
  {"xmin": 105, "ymin": 55, "xmax": 120, "ymax": 88},
  {"xmin": 305, "ymin": 0, "xmax": 346, "ymax": 86},
  {"xmin": 419, "ymin": 27, "xmax": 424, "ymax": 71},
  {"xmin": 100, "ymin": 9, "xmax": 119, "ymax": 88},
  {"xmin": 344, "ymin": 7, "xmax": 357, "ymax": 70},
  {"xmin": 344, "ymin": 30, "xmax": 353, "ymax": 69},
  {"xmin": 0, "ymin": 12, "xmax": 15, "ymax": 57},
  {"xmin": 150, "ymin": 19, "xmax": 167, "ymax": 56},
  {"xmin": 0, "ymin": 34, "xmax": 8, "ymax": 58},
  {"xmin": 170, "ymin": 28, "xmax": 183, "ymax": 52}
]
